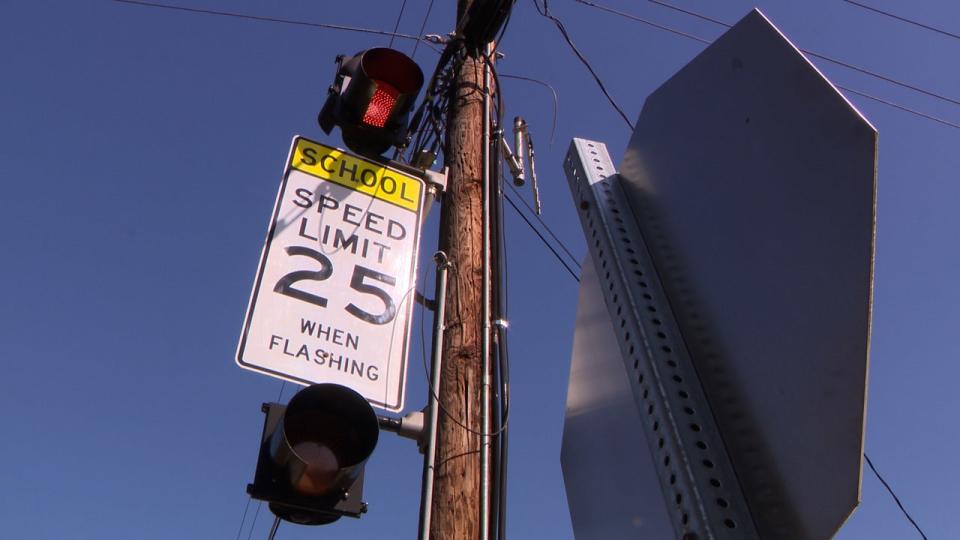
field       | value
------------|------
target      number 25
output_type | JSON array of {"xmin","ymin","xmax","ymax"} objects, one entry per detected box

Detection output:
[{"xmin": 273, "ymin": 246, "xmax": 398, "ymax": 325}]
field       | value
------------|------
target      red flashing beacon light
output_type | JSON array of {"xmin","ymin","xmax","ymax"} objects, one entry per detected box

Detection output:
[{"xmin": 319, "ymin": 48, "xmax": 424, "ymax": 157}]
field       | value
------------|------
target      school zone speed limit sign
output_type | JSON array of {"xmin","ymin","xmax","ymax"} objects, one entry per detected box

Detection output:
[{"xmin": 237, "ymin": 136, "xmax": 425, "ymax": 412}]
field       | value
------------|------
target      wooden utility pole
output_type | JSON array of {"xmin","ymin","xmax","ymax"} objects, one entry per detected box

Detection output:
[{"xmin": 430, "ymin": 1, "xmax": 488, "ymax": 537}]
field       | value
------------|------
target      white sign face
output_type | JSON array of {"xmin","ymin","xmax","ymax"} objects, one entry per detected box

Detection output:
[{"xmin": 237, "ymin": 136, "xmax": 425, "ymax": 412}]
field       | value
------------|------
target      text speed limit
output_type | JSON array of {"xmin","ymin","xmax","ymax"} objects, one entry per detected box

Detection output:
[{"xmin": 237, "ymin": 137, "xmax": 425, "ymax": 412}]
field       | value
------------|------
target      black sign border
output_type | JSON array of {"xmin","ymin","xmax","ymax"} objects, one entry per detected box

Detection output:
[{"xmin": 236, "ymin": 135, "xmax": 425, "ymax": 413}]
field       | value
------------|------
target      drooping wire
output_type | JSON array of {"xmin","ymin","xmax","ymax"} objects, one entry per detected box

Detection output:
[
  {"xmin": 574, "ymin": 0, "xmax": 960, "ymax": 129},
  {"xmin": 112, "ymin": 0, "xmax": 427, "ymax": 42},
  {"xmin": 646, "ymin": 0, "xmax": 727, "ymax": 27},
  {"xmin": 414, "ymin": 260, "xmax": 503, "ymax": 440},
  {"xmin": 499, "ymin": 73, "xmax": 559, "ymax": 145},
  {"xmin": 388, "ymin": 0, "xmax": 410, "ymax": 48},
  {"xmin": 434, "ymin": 448, "xmax": 482, "ymax": 471},
  {"xmin": 531, "ymin": 0, "xmax": 635, "ymax": 130},
  {"xmin": 864, "ymin": 453, "xmax": 929, "ymax": 540},
  {"xmin": 842, "ymin": 0, "xmax": 960, "ymax": 42},
  {"xmin": 403, "ymin": 41, "xmax": 465, "ymax": 164},
  {"xmin": 415, "ymin": 260, "xmax": 512, "ymax": 438}
]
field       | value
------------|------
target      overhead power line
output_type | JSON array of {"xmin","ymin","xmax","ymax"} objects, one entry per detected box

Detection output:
[
  {"xmin": 112, "ymin": 0, "xmax": 427, "ymax": 42},
  {"xmin": 864, "ymin": 453, "xmax": 929, "ymax": 540},
  {"xmin": 842, "ymin": 0, "xmax": 960, "ymax": 41},
  {"xmin": 578, "ymin": 0, "xmax": 709, "ymax": 43},
  {"xmin": 410, "ymin": 0, "xmax": 437, "ymax": 59},
  {"xmin": 505, "ymin": 183, "xmax": 579, "ymax": 266},
  {"xmin": 503, "ymin": 192, "xmax": 581, "ymax": 282},
  {"xmin": 838, "ymin": 85, "xmax": 960, "ymax": 129},
  {"xmin": 804, "ymin": 50, "xmax": 960, "ymax": 108},
  {"xmin": 244, "ymin": 501, "xmax": 262, "ymax": 540},
  {"xmin": 234, "ymin": 497, "xmax": 252, "ymax": 540},
  {"xmin": 574, "ymin": 0, "xmax": 960, "ymax": 130},
  {"xmin": 388, "ymin": 0, "xmax": 410, "ymax": 48},
  {"xmin": 638, "ymin": 0, "xmax": 960, "ymax": 108}
]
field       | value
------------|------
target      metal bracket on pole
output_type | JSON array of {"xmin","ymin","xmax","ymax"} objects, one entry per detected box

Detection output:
[
  {"xmin": 382, "ymin": 159, "xmax": 448, "ymax": 220},
  {"xmin": 498, "ymin": 130, "xmax": 524, "ymax": 185},
  {"xmin": 384, "ymin": 158, "xmax": 449, "ymax": 193},
  {"xmin": 497, "ymin": 117, "xmax": 541, "ymax": 216},
  {"xmin": 422, "ymin": 167, "xmax": 449, "ymax": 193},
  {"xmin": 378, "ymin": 410, "xmax": 427, "ymax": 451},
  {"xmin": 421, "ymin": 167, "xmax": 449, "ymax": 218},
  {"xmin": 564, "ymin": 138, "xmax": 758, "ymax": 539}
]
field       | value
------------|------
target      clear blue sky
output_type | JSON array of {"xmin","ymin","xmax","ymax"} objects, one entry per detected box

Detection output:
[{"xmin": 1, "ymin": 1, "xmax": 956, "ymax": 538}]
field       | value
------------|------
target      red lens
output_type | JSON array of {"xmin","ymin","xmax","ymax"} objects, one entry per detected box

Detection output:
[{"xmin": 362, "ymin": 81, "xmax": 399, "ymax": 128}]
